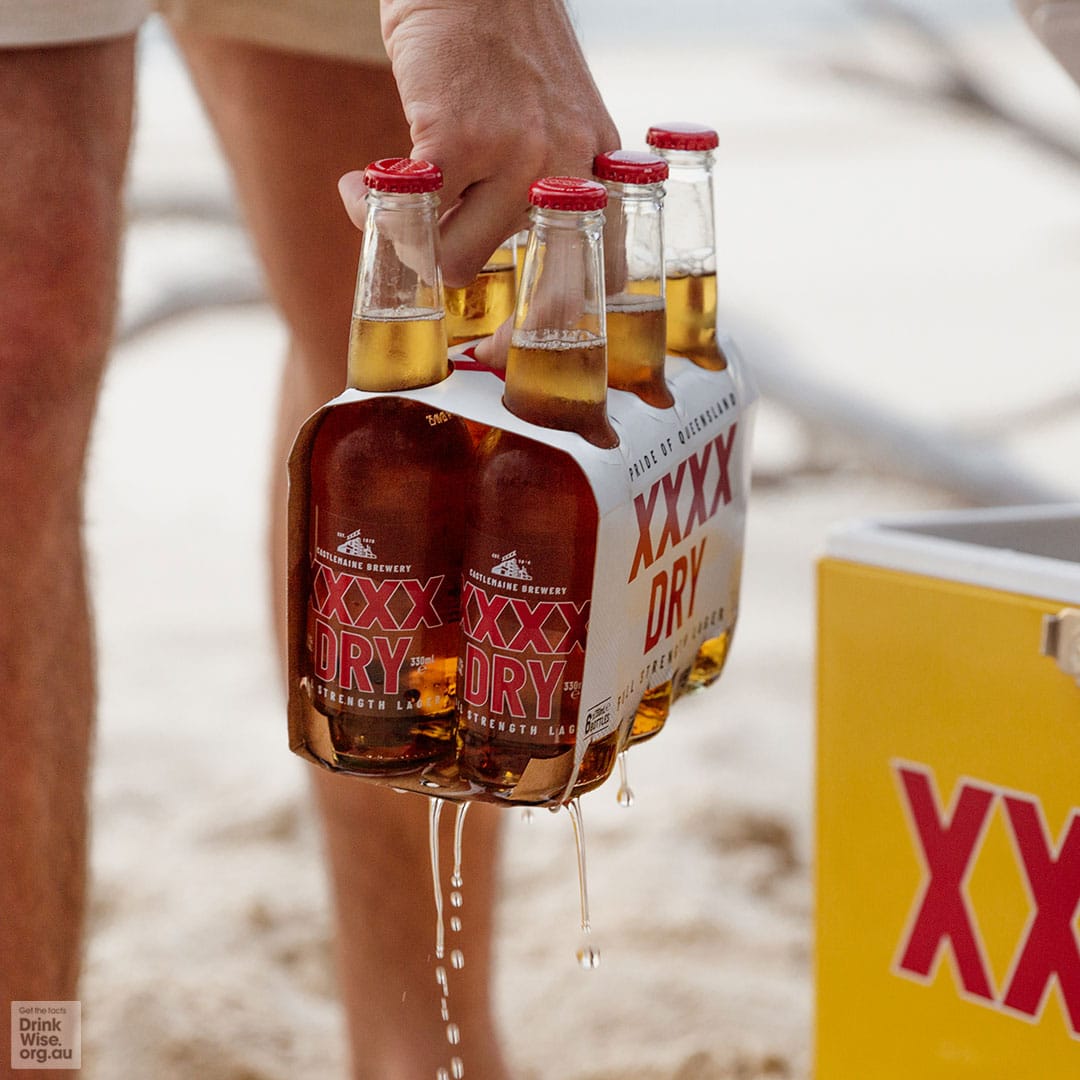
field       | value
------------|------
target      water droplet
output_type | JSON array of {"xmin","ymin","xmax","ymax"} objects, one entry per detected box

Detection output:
[
  {"xmin": 451, "ymin": 872, "xmax": 463, "ymax": 889},
  {"xmin": 450, "ymin": 890, "xmax": 463, "ymax": 908},
  {"xmin": 450, "ymin": 916, "xmax": 462, "ymax": 933},
  {"xmin": 451, "ymin": 1057, "xmax": 465, "ymax": 1078},
  {"xmin": 451, "ymin": 949, "xmax": 464, "ymax": 970},
  {"xmin": 435, "ymin": 967, "xmax": 449, "ymax": 994},
  {"xmin": 441, "ymin": 998, "xmax": 450, "ymax": 1022},
  {"xmin": 437, "ymin": 1069, "xmax": 450, "ymax": 1080},
  {"xmin": 420, "ymin": 777, "xmax": 441, "ymax": 789},
  {"xmin": 576, "ymin": 943, "xmax": 602, "ymax": 970},
  {"xmin": 446, "ymin": 1023, "xmax": 461, "ymax": 1046}
]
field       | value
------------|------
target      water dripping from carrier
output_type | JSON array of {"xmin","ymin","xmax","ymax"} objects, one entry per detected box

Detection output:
[
  {"xmin": 565, "ymin": 797, "xmax": 601, "ymax": 969},
  {"xmin": 429, "ymin": 798, "xmax": 446, "ymax": 960},
  {"xmin": 430, "ymin": 798, "xmax": 473, "ymax": 1078},
  {"xmin": 616, "ymin": 750, "xmax": 635, "ymax": 808},
  {"xmin": 452, "ymin": 802, "xmax": 470, "ymax": 888}
]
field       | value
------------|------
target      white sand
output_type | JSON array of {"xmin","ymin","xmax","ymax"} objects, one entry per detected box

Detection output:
[{"xmin": 77, "ymin": 14, "xmax": 1080, "ymax": 1079}]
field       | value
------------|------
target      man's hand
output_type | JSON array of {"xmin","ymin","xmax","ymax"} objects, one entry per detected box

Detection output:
[{"xmin": 339, "ymin": 0, "xmax": 620, "ymax": 291}]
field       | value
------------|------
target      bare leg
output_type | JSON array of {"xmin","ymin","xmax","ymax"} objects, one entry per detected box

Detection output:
[
  {"xmin": 0, "ymin": 38, "xmax": 134, "ymax": 1079},
  {"xmin": 168, "ymin": 33, "xmax": 510, "ymax": 1079}
]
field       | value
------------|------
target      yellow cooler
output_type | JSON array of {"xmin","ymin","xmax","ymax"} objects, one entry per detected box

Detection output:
[{"xmin": 816, "ymin": 503, "xmax": 1080, "ymax": 1078}]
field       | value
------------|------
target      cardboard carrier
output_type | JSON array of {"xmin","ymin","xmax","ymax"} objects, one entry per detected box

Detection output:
[
  {"xmin": 287, "ymin": 335, "xmax": 756, "ymax": 805},
  {"xmin": 817, "ymin": 503, "xmax": 1080, "ymax": 1077}
]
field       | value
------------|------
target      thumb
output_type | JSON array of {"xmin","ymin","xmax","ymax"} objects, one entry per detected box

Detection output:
[{"xmin": 470, "ymin": 316, "xmax": 513, "ymax": 372}]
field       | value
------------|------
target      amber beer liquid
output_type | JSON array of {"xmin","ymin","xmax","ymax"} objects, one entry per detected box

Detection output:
[
  {"xmin": 647, "ymin": 122, "xmax": 734, "ymax": 690},
  {"xmin": 604, "ymin": 295, "xmax": 669, "ymax": 410},
  {"xmin": 347, "ymin": 309, "xmax": 447, "ymax": 389},
  {"xmin": 445, "ymin": 237, "xmax": 517, "ymax": 347},
  {"xmin": 664, "ymin": 270, "xmax": 723, "ymax": 371},
  {"xmin": 456, "ymin": 178, "xmax": 621, "ymax": 803},
  {"xmin": 300, "ymin": 158, "xmax": 472, "ymax": 774},
  {"xmin": 502, "ymin": 335, "xmax": 614, "ymax": 446}
]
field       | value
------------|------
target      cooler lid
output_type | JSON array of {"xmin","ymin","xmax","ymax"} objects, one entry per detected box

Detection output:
[{"xmin": 824, "ymin": 502, "xmax": 1080, "ymax": 604}]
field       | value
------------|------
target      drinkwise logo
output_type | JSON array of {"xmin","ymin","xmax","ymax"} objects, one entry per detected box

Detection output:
[{"xmin": 10, "ymin": 1002, "xmax": 80, "ymax": 1070}]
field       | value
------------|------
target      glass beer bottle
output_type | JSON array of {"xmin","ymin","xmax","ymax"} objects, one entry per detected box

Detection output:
[
  {"xmin": 445, "ymin": 235, "xmax": 517, "ymax": 347},
  {"xmin": 648, "ymin": 123, "xmax": 735, "ymax": 691},
  {"xmin": 593, "ymin": 149, "xmax": 675, "ymax": 744},
  {"xmin": 302, "ymin": 158, "xmax": 473, "ymax": 774},
  {"xmin": 456, "ymin": 176, "xmax": 621, "ymax": 803},
  {"xmin": 645, "ymin": 122, "xmax": 728, "ymax": 372}
]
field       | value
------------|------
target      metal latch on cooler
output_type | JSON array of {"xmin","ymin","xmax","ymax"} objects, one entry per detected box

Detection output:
[{"xmin": 1040, "ymin": 608, "xmax": 1080, "ymax": 686}]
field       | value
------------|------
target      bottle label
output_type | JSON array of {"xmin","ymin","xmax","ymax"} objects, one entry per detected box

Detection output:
[
  {"xmin": 622, "ymin": 394, "xmax": 742, "ymax": 686},
  {"xmin": 307, "ymin": 507, "xmax": 457, "ymax": 716},
  {"xmin": 458, "ymin": 540, "xmax": 589, "ymax": 746}
]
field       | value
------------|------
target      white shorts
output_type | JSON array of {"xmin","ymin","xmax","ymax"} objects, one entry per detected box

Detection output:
[{"xmin": 0, "ymin": 0, "xmax": 388, "ymax": 63}]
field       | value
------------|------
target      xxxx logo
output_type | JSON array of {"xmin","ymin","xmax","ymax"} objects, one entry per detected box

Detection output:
[
  {"xmin": 894, "ymin": 762, "xmax": 1080, "ymax": 1037},
  {"xmin": 311, "ymin": 564, "xmax": 445, "ymax": 630},
  {"xmin": 462, "ymin": 581, "xmax": 588, "ymax": 655},
  {"xmin": 628, "ymin": 423, "xmax": 737, "ymax": 584}
]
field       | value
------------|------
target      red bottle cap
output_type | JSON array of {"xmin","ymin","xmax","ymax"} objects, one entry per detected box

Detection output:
[
  {"xmin": 645, "ymin": 123, "xmax": 719, "ymax": 152},
  {"xmin": 529, "ymin": 176, "xmax": 607, "ymax": 211},
  {"xmin": 593, "ymin": 150, "xmax": 669, "ymax": 185},
  {"xmin": 363, "ymin": 157, "xmax": 444, "ymax": 193}
]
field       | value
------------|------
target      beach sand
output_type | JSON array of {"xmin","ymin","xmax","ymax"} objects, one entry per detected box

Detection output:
[{"xmin": 77, "ymin": 13, "xmax": 1080, "ymax": 1078}]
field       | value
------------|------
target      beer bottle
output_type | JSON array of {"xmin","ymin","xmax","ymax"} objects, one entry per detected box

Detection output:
[
  {"xmin": 445, "ymin": 235, "xmax": 517, "ymax": 347},
  {"xmin": 647, "ymin": 123, "xmax": 736, "ymax": 692},
  {"xmin": 645, "ymin": 122, "xmax": 728, "ymax": 371},
  {"xmin": 456, "ymin": 176, "xmax": 621, "ymax": 803},
  {"xmin": 592, "ymin": 149, "xmax": 673, "ymax": 411},
  {"xmin": 592, "ymin": 149, "xmax": 676, "ymax": 745},
  {"xmin": 302, "ymin": 158, "xmax": 473, "ymax": 774}
]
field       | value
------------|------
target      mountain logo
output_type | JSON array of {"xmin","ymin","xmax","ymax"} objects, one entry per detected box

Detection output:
[
  {"xmin": 491, "ymin": 550, "xmax": 532, "ymax": 581},
  {"xmin": 337, "ymin": 529, "xmax": 376, "ymax": 559}
]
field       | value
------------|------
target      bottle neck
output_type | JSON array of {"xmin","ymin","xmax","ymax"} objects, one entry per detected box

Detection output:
[
  {"xmin": 654, "ymin": 147, "xmax": 716, "ymax": 278},
  {"xmin": 504, "ymin": 206, "xmax": 618, "ymax": 449},
  {"xmin": 602, "ymin": 182, "xmax": 665, "ymax": 300},
  {"xmin": 348, "ymin": 189, "xmax": 449, "ymax": 392}
]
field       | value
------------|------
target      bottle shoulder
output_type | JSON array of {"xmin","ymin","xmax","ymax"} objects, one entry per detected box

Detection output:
[{"xmin": 311, "ymin": 398, "xmax": 472, "ymax": 460}]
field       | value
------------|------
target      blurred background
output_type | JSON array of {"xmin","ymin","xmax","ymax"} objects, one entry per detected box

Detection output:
[{"xmin": 82, "ymin": 3, "xmax": 1080, "ymax": 1077}]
